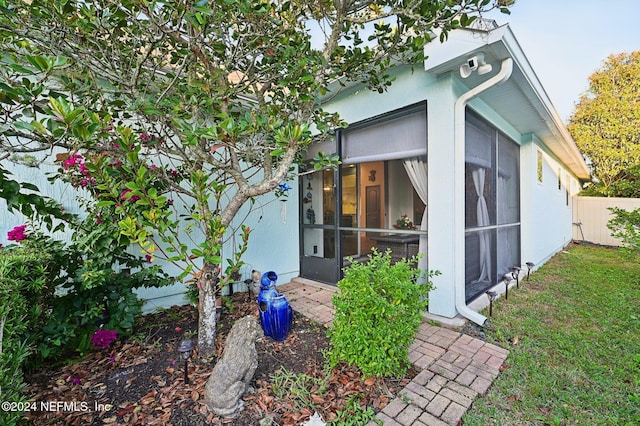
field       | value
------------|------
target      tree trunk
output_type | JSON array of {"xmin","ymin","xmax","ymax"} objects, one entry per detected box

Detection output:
[{"xmin": 197, "ymin": 262, "xmax": 219, "ymax": 360}]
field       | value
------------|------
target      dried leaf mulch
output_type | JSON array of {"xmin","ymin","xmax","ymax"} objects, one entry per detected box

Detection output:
[{"xmin": 25, "ymin": 292, "xmax": 413, "ymax": 425}]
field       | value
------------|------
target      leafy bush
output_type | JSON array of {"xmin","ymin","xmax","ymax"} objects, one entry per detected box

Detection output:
[
  {"xmin": 0, "ymin": 241, "xmax": 69, "ymax": 349},
  {"xmin": 0, "ymin": 247, "xmax": 53, "ymax": 426},
  {"xmin": 580, "ymin": 165, "xmax": 640, "ymax": 198},
  {"xmin": 37, "ymin": 211, "xmax": 172, "ymax": 360},
  {"xmin": 608, "ymin": 207, "xmax": 640, "ymax": 254},
  {"xmin": 1, "ymin": 215, "xmax": 171, "ymax": 362},
  {"xmin": 328, "ymin": 249, "xmax": 436, "ymax": 377},
  {"xmin": 0, "ymin": 331, "xmax": 30, "ymax": 426}
]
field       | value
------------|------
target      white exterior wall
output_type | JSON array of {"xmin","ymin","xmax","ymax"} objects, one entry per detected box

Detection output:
[
  {"xmin": 1, "ymin": 158, "xmax": 299, "ymax": 313},
  {"xmin": 0, "ymin": 157, "xmax": 84, "ymax": 245},
  {"xmin": 138, "ymin": 187, "xmax": 300, "ymax": 312},
  {"xmin": 323, "ymin": 66, "xmax": 434, "ymax": 124},
  {"xmin": 520, "ymin": 135, "xmax": 579, "ymax": 268},
  {"xmin": 425, "ymin": 76, "xmax": 458, "ymax": 318}
]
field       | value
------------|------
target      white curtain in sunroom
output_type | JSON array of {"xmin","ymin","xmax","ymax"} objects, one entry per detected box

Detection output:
[
  {"xmin": 403, "ymin": 156, "xmax": 428, "ymax": 276},
  {"xmin": 472, "ymin": 166, "xmax": 492, "ymax": 282}
]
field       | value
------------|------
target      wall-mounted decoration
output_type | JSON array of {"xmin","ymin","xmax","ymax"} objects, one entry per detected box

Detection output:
[
  {"xmin": 306, "ymin": 208, "xmax": 316, "ymax": 224},
  {"xmin": 368, "ymin": 170, "xmax": 376, "ymax": 182},
  {"xmin": 303, "ymin": 191, "xmax": 313, "ymax": 204}
]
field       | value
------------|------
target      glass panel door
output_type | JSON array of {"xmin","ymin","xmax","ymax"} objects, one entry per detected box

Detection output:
[
  {"xmin": 341, "ymin": 165, "xmax": 358, "ymax": 257},
  {"xmin": 300, "ymin": 168, "xmax": 339, "ymax": 283}
]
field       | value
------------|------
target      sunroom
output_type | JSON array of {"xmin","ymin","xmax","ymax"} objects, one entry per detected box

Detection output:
[{"xmin": 299, "ymin": 104, "xmax": 428, "ymax": 284}]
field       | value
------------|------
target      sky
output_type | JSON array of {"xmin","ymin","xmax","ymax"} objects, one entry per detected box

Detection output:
[{"xmin": 484, "ymin": 0, "xmax": 640, "ymax": 123}]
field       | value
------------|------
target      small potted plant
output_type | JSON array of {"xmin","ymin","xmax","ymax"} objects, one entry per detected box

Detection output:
[{"xmin": 393, "ymin": 214, "xmax": 415, "ymax": 230}]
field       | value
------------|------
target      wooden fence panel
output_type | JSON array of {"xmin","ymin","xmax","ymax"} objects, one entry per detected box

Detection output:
[{"xmin": 573, "ymin": 196, "xmax": 640, "ymax": 246}]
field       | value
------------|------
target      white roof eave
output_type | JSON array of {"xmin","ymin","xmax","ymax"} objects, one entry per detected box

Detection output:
[{"xmin": 424, "ymin": 23, "xmax": 591, "ymax": 181}]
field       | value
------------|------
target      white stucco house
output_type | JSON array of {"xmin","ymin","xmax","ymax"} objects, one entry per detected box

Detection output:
[
  {"xmin": 294, "ymin": 19, "xmax": 590, "ymax": 326},
  {"xmin": 1, "ymin": 20, "xmax": 590, "ymax": 325}
]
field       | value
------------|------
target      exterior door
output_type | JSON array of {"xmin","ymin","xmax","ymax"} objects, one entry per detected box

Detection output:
[
  {"xmin": 300, "ymin": 168, "xmax": 339, "ymax": 283},
  {"xmin": 365, "ymin": 185, "xmax": 381, "ymax": 228}
]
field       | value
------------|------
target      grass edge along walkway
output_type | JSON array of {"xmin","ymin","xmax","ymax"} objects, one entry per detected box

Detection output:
[{"xmin": 463, "ymin": 243, "xmax": 640, "ymax": 426}]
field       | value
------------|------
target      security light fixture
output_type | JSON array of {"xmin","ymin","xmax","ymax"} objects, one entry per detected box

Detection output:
[
  {"xmin": 460, "ymin": 53, "xmax": 493, "ymax": 78},
  {"xmin": 177, "ymin": 339, "xmax": 195, "ymax": 384}
]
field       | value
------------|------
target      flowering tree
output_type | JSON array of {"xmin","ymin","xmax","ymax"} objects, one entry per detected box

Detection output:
[{"xmin": 0, "ymin": 0, "xmax": 511, "ymax": 358}]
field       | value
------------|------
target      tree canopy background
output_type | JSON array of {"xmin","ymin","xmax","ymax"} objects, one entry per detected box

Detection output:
[{"xmin": 568, "ymin": 51, "xmax": 640, "ymax": 197}]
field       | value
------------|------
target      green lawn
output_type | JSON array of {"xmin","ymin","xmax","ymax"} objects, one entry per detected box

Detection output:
[{"xmin": 463, "ymin": 244, "xmax": 640, "ymax": 426}]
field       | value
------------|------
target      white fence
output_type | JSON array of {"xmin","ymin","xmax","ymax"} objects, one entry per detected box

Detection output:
[{"xmin": 572, "ymin": 196, "xmax": 640, "ymax": 246}]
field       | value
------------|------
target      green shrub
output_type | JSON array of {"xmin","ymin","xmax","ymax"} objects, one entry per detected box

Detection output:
[
  {"xmin": 1, "ymin": 217, "xmax": 171, "ymax": 363},
  {"xmin": 0, "ymin": 248, "xmax": 48, "ymax": 426},
  {"xmin": 608, "ymin": 207, "xmax": 640, "ymax": 255},
  {"xmin": 36, "ymin": 213, "xmax": 172, "ymax": 360},
  {"xmin": 0, "ymin": 242, "xmax": 68, "ymax": 348},
  {"xmin": 0, "ymin": 332, "xmax": 30, "ymax": 426},
  {"xmin": 328, "ymin": 249, "xmax": 436, "ymax": 377}
]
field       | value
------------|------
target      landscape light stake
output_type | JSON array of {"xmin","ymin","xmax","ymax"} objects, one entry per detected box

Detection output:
[
  {"xmin": 526, "ymin": 262, "xmax": 535, "ymax": 280},
  {"xmin": 511, "ymin": 266, "xmax": 521, "ymax": 289},
  {"xmin": 177, "ymin": 339, "xmax": 195, "ymax": 384},
  {"xmin": 486, "ymin": 290, "xmax": 498, "ymax": 316},
  {"xmin": 502, "ymin": 274, "xmax": 511, "ymax": 300}
]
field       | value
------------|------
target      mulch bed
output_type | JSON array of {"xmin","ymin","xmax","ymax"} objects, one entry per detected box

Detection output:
[{"xmin": 25, "ymin": 292, "xmax": 414, "ymax": 425}]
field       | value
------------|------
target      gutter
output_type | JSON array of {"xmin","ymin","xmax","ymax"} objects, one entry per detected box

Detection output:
[{"xmin": 453, "ymin": 58, "xmax": 514, "ymax": 326}]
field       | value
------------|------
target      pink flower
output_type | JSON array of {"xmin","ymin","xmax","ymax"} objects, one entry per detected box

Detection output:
[
  {"xmin": 62, "ymin": 153, "xmax": 85, "ymax": 170},
  {"xmin": 71, "ymin": 377, "xmax": 81, "ymax": 385},
  {"xmin": 145, "ymin": 254, "xmax": 152, "ymax": 263},
  {"xmin": 7, "ymin": 225, "xmax": 27, "ymax": 242},
  {"xmin": 120, "ymin": 189, "xmax": 141, "ymax": 203},
  {"xmin": 78, "ymin": 163, "xmax": 90, "ymax": 175},
  {"xmin": 79, "ymin": 177, "xmax": 96, "ymax": 188},
  {"xmin": 90, "ymin": 329, "xmax": 118, "ymax": 349},
  {"xmin": 139, "ymin": 133, "xmax": 162, "ymax": 146}
]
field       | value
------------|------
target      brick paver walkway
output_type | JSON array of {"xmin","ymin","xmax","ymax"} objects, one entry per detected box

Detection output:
[{"xmin": 278, "ymin": 280, "xmax": 509, "ymax": 426}]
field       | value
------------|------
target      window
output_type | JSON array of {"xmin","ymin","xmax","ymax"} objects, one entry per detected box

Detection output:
[
  {"xmin": 299, "ymin": 103, "xmax": 428, "ymax": 283},
  {"xmin": 558, "ymin": 167, "xmax": 562, "ymax": 190},
  {"xmin": 464, "ymin": 111, "xmax": 520, "ymax": 303},
  {"xmin": 338, "ymin": 105, "xmax": 428, "ymax": 264},
  {"xmin": 537, "ymin": 150, "xmax": 543, "ymax": 183},
  {"xmin": 565, "ymin": 172, "xmax": 570, "ymax": 206}
]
